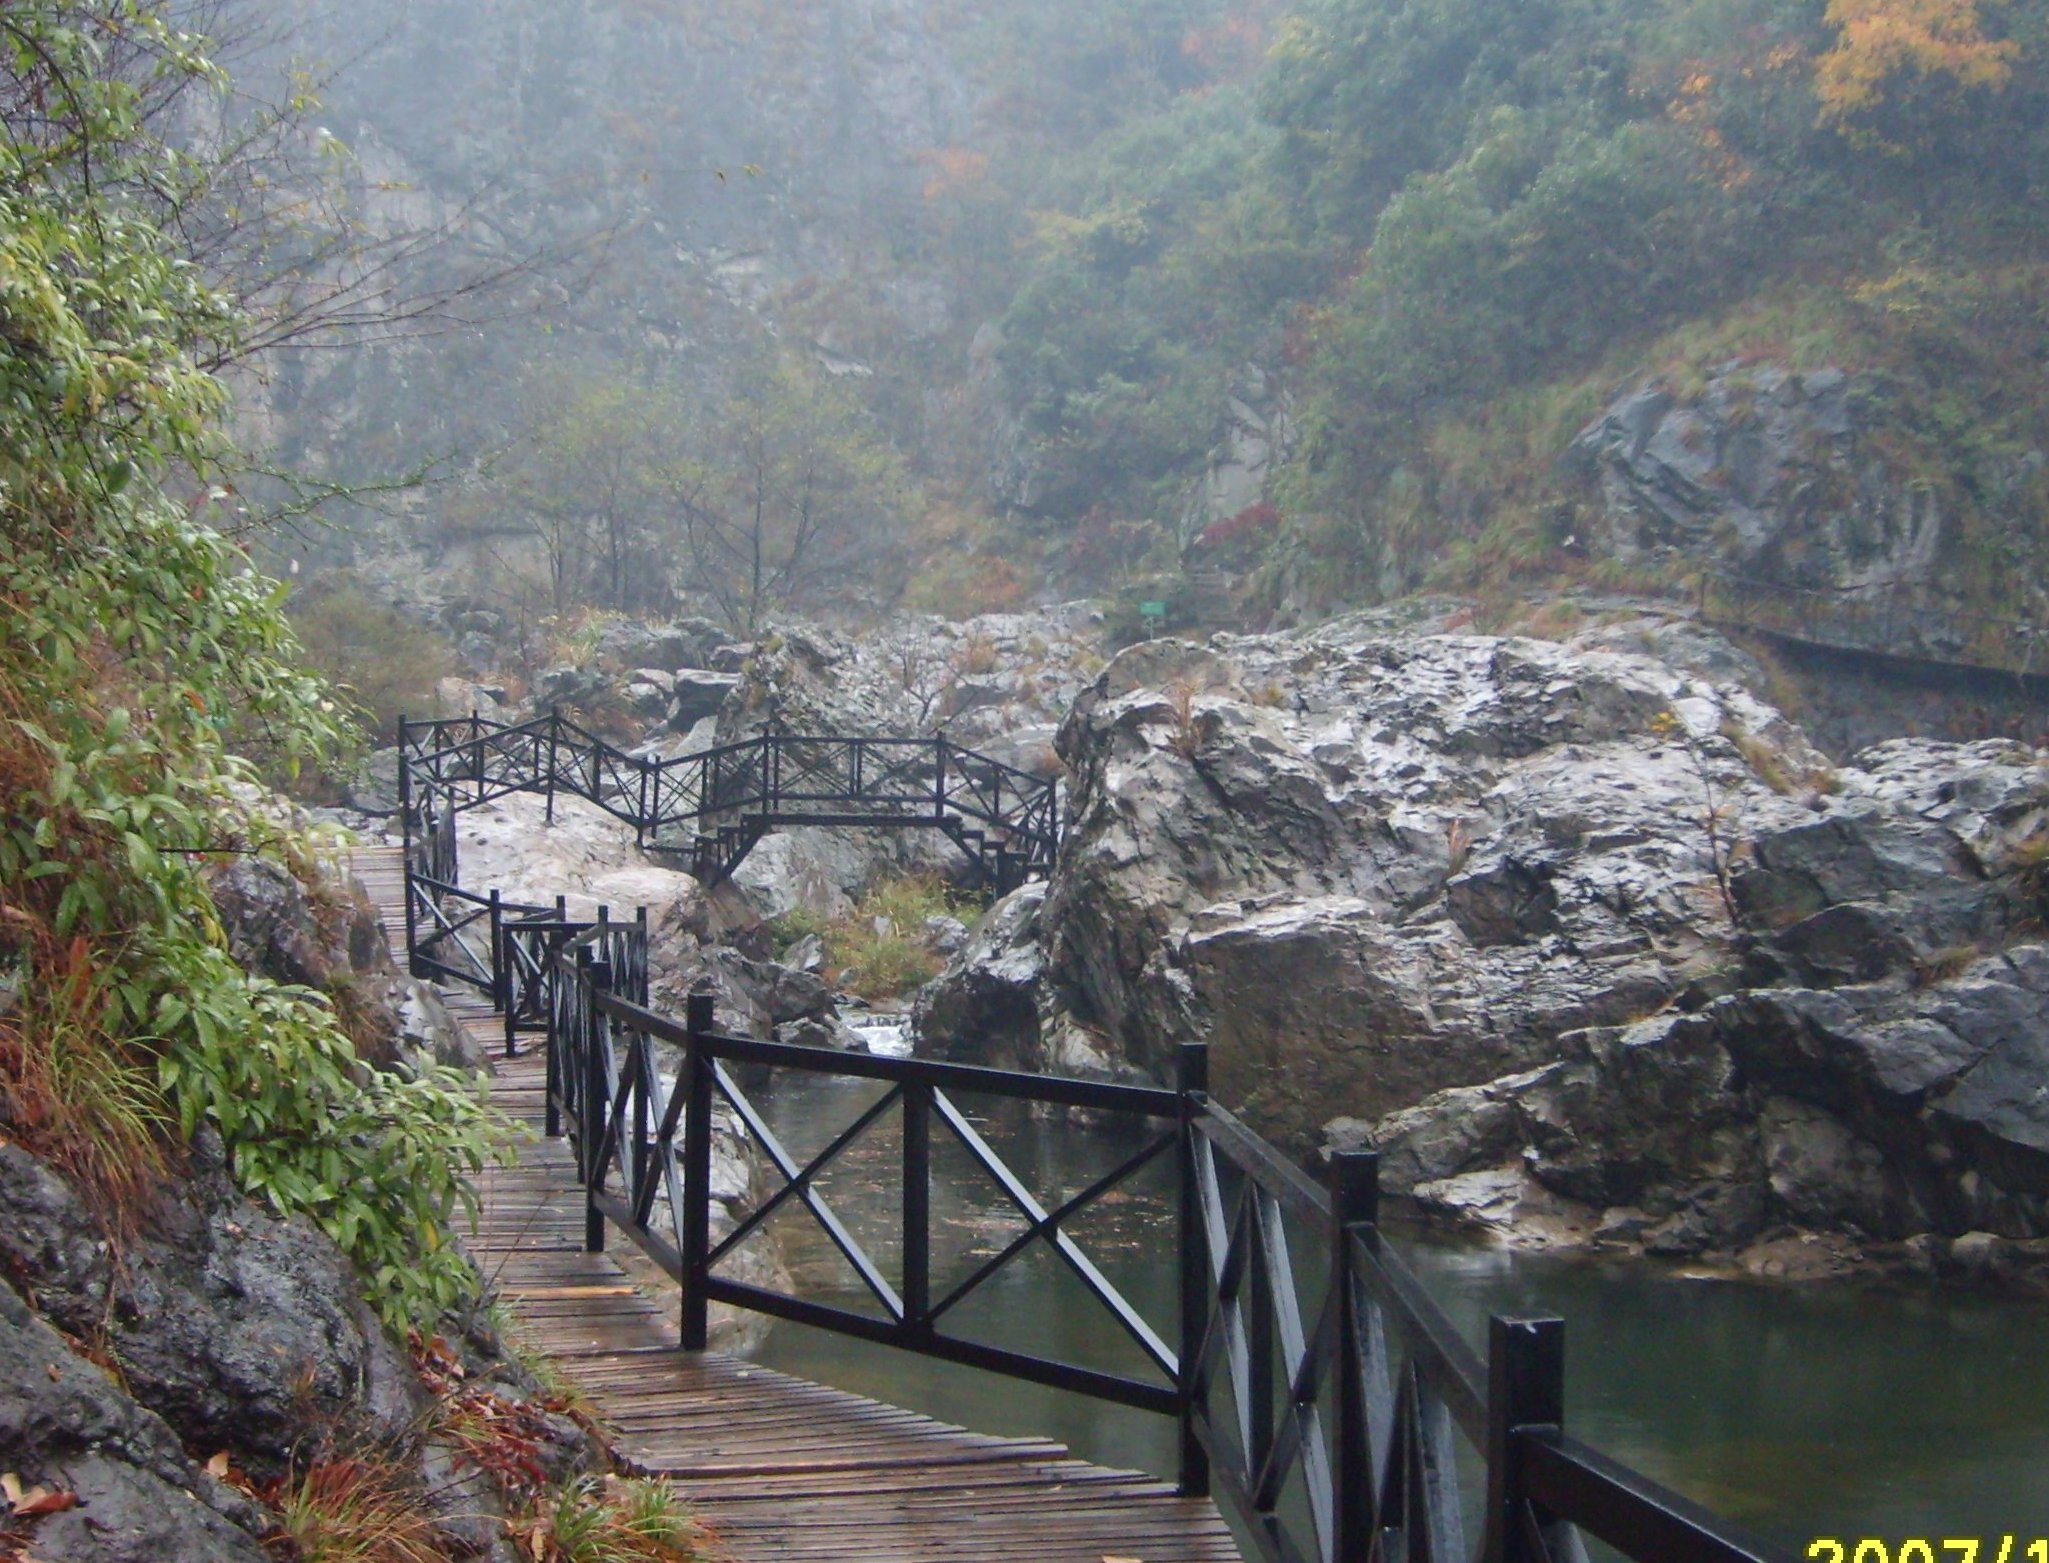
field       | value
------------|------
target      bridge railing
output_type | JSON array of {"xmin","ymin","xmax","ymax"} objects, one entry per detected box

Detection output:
[
  {"xmin": 1184, "ymin": 1061, "xmax": 1781, "ymax": 1563},
  {"xmin": 553, "ymin": 977, "xmax": 1186, "ymax": 1413},
  {"xmin": 398, "ymin": 713, "xmax": 1061, "ymax": 892}
]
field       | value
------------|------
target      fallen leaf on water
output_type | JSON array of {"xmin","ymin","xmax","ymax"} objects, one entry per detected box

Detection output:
[{"xmin": 205, "ymin": 1452, "xmax": 231, "ymax": 1479}]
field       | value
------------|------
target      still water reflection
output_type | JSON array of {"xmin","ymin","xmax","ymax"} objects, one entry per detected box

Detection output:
[{"xmin": 738, "ymin": 1069, "xmax": 2049, "ymax": 1550}]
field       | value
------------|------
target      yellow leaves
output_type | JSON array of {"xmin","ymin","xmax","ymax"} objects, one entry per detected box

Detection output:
[
  {"xmin": 1815, "ymin": 0, "xmax": 2018, "ymax": 133},
  {"xmin": 919, "ymin": 145, "xmax": 989, "ymax": 203},
  {"xmin": 1664, "ymin": 61, "xmax": 1755, "ymax": 191}
]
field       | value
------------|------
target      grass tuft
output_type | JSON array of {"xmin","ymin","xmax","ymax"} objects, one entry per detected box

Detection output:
[
  {"xmin": 520, "ymin": 1475, "xmax": 714, "ymax": 1563},
  {"xmin": 263, "ymin": 1453, "xmax": 452, "ymax": 1563}
]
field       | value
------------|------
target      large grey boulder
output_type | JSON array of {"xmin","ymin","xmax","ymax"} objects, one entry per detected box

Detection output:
[
  {"xmin": 669, "ymin": 669, "xmax": 741, "ymax": 729},
  {"xmin": 208, "ymin": 855, "xmax": 390, "ymax": 991},
  {"xmin": 1032, "ymin": 619, "xmax": 2049, "ymax": 1261},
  {"xmin": 0, "ymin": 1137, "xmax": 422, "ymax": 1479},
  {"xmin": 913, "ymin": 882, "xmax": 1048, "ymax": 1070},
  {"xmin": 0, "ymin": 1284, "xmax": 269, "ymax": 1563},
  {"xmin": 1042, "ymin": 630, "xmax": 1809, "ymax": 1145}
]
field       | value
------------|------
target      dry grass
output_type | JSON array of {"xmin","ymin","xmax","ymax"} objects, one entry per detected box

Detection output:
[
  {"xmin": 263, "ymin": 1454, "xmax": 453, "ymax": 1563},
  {"xmin": 1164, "ymin": 679, "xmax": 1202, "ymax": 759},
  {"xmin": 955, "ymin": 634, "xmax": 1001, "ymax": 677},
  {"xmin": 826, "ymin": 876, "xmax": 965, "ymax": 999}
]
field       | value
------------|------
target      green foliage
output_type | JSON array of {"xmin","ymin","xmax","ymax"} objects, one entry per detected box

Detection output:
[
  {"xmin": 818, "ymin": 875, "xmax": 970, "ymax": 999},
  {"xmin": 465, "ymin": 350, "xmax": 917, "ymax": 633},
  {"xmin": 995, "ymin": 85, "xmax": 1313, "ymax": 565},
  {"xmin": 0, "ymin": 0, "xmax": 511, "ymax": 1332},
  {"xmin": 532, "ymin": 1475, "xmax": 710, "ymax": 1563},
  {"xmin": 155, "ymin": 967, "xmax": 506, "ymax": 1330},
  {"xmin": 966, "ymin": 0, "xmax": 2049, "ymax": 609}
]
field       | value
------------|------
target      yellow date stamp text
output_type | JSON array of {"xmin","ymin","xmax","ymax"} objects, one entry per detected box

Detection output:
[{"xmin": 1809, "ymin": 1543, "xmax": 2049, "ymax": 1563}]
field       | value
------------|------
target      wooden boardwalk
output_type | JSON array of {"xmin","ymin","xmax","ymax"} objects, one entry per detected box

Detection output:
[{"xmin": 351, "ymin": 846, "xmax": 1240, "ymax": 1563}]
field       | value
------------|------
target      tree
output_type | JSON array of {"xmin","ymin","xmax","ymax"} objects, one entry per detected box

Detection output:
[
  {"xmin": 1815, "ymin": 0, "xmax": 2018, "ymax": 138},
  {"xmin": 458, "ymin": 368, "xmax": 692, "ymax": 617},
  {"xmin": 670, "ymin": 355, "xmax": 916, "ymax": 633}
]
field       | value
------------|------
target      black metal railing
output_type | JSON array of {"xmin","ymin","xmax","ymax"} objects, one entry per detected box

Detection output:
[
  {"xmin": 397, "ymin": 730, "xmax": 1791, "ymax": 1563},
  {"xmin": 399, "ymin": 712, "xmax": 1060, "ymax": 894}
]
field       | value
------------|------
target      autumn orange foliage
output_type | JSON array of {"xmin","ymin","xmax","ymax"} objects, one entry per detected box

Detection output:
[{"xmin": 1815, "ymin": 0, "xmax": 2018, "ymax": 126}]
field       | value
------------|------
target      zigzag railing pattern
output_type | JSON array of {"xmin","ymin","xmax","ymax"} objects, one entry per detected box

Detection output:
[
  {"xmin": 399, "ymin": 711, "xmax": 1059, "ymax": 894},
  {"xmin": 396, "ymin": 721, "xmax": 1790, "ymax": 1563}
]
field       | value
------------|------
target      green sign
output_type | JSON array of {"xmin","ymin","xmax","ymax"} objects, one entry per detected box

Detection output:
[{"xmin": 1139, "ymin": 600, "xmax": 1167, "ymax": 618}]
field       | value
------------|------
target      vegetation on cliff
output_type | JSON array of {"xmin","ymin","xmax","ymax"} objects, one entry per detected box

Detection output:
[
  {"xmin": 0, "ymin": 0, "xmax": 502, "ymax": 1329},
  {"xmin": 974, "ymin": 0, "xmax": 2048, "ymax": 614}
]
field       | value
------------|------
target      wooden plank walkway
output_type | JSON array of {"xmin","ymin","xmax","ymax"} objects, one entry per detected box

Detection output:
[{"xmin": 350, "ymin": 845, "xmax": 1241, "ymax": 1562}]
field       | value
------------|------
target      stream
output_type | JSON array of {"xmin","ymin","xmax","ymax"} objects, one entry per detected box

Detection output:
[{"xmin": 734, "ymin": 1055, "xmax": 2049, "ymax": 1552}]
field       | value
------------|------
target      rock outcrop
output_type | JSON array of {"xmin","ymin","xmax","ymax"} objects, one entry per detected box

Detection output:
[
  {"xmin": 0, "ymin": 1282, "xmax": 271, "ymax": 1563},
  {"xmin": 928, "ymin": 616, "xmax": 2049, "ymax": 1269},
  {"xmin": 1568, "ymin": 360, "xmax": 2045, "ymax": 672},
  {"xmin": 0, "ymin": 1138, "xmax": 422, "ymax": 1478},
  {"xmin": 1036, "ymin": 628, "xmax": 1820, "ymax": 1143}
]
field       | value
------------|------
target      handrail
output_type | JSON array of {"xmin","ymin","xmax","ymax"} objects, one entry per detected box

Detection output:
[{"xmin": 395, "ymin": 718, "xmax": 1792, "ymax": 1563}]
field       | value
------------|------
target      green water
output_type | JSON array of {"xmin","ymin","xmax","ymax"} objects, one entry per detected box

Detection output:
[{"xmin": 738, "ymin": 1072, "xmax": 2049, "ymax": 1552}]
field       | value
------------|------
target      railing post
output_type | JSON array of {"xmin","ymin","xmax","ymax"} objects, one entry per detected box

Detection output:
[
  {"xmin": 636, "ymin": 755, "xmax": 650, "ymax": 850},
  {"xmin": 546, "ymin": 707, "xmax": 560, "ymax": 824},
  {"xmin": 682, "ymin": 992, "xmax": 716, "ymax": 1351},
  {"xmin": 544, "ymin": 947, "xmax": 564, "ymax": 1141},
  {"xmin": 903, "ymin": 1079, "xmax": 931, "ymax": 1338},
  {"xmin": 398, "ymin": 719, "xmax": 419, "ymax": 978},
  {"xmin": 933, "ymin": 737, "xmax": 947, "ymax": 823},
  {"xmin": 1176, "ymin": 1040, "xmax": 1211, "ymax": 1499},
  {"xmin": 583, "ymin": 951, "xmax": 613, "ymax": 1255},
  {"xmin": 634, "ymin": 904, "xmax": 650, "ymax": 1005},
  {"xmin": 1484, "ymin": 1315, "xmax": 1566, "ymax": 1563},
  {"xmin": 488, "ymin": 887, "xmax": 506, "ymax": 1020},
  {"xmin": 1330, "ymin": 1150, "xmax": 1379, "ymax": 1563},
  {"xmin": 503, "ymin": 920, "xmax": 520, "ymax": 1061}
]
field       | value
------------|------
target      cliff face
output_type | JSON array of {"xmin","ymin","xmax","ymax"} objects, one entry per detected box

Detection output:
[
  {"xmin": 243, "ymin": 0, "xmax": 975, "ymax": 574},
  {"xmin": 1570, "ymin": 361, "xmax": 2049, "ymax": 674},
  {"xmin": 905, "ymin": 613, "xmax": 2049, "ymax": 1274}
]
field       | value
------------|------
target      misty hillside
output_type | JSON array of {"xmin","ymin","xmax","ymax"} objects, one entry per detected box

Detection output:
[{"xmin": 240, "ymin": 0, "xmax": 2049, "ymax": 653}]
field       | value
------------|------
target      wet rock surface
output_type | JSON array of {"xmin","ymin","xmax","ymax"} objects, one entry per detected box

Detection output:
[
  {"xmin": 0, "ymin": 1282, "xmax": 270, "ymax": 1562},
  {"xmin": 0, "ymin": 1136, "xmax": 423, "ymax": 1478},
  {"xmin": 918, "ymin": 616, "xmax": 2049, "ymax": 1269},
  {"xmin": 371, "ymin": 600, "xmax": 2049, "ymax": 1277}
]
